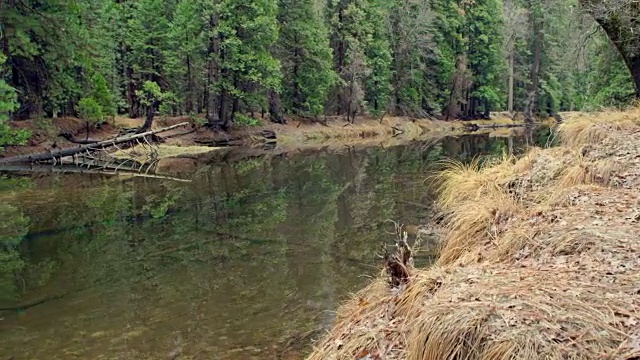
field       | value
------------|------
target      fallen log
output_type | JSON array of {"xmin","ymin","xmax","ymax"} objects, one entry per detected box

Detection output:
[
  {"xmin": 464, "ymin": 123, "xmax": 528, "ymax": 131},
  {"xmin": 0, "ymin": 122, "xmax": 189, "ymax": 164},
  {"xmin": 0, "ymin": 164, "xmax": 192, "ymax": 182}
]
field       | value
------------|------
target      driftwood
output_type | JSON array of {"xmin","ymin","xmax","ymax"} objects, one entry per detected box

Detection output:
[
  {"xmin": 0, "ymin": 122, "xmax": 189, "ymax": 164},
  {"xmin": 464, "ymin": 123, "xmax": 528, "ymax": 131},
  {"xmin": 0, "ymin": 164, "xmax": 192, "ymax": 182}
]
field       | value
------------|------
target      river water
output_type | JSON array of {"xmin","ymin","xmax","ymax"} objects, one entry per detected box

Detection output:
[{"xmin": 0, "ymin": 129, "xmax": 550, "ymax": 359}]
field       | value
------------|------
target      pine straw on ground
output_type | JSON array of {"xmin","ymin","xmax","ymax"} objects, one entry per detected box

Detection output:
[{"xmin": 307, "ymin": 113, "xmax": 640, "ymax": 360}]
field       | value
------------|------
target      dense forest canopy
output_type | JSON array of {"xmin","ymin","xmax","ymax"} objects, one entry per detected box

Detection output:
[{"xmin": 0, "ymin": 0, "xmax": 636, "ymax": 134}]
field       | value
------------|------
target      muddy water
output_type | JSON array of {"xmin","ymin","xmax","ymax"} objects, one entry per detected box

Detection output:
[{"xmin": 0, "ymin": 129, "xmax": 549, "ymax": 359}]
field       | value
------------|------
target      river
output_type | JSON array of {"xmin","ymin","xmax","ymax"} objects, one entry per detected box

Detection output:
[{"xmin": 0, "ymin": 128, "xmax": 550, "ymax": 359}]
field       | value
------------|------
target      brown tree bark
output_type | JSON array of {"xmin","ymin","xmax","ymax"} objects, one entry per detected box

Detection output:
[
  {"xmin": 631, "ymin": 58, "xmax": 640, "ymax": 98},
  {"xmin": 268, "ymin": 89, "xmax": 285, "ymax": 124},
  {"xmin": 508, "ymin": 50, "xmax": 514, "ymax": 113},
  {"xmin": 205, "ymin": 14, "xmax": 222, "ymax": 128},
  {"xmin": 185, "ymin": 55, "xmax": 194, "ymax": 113},
  {"xmin": 524, "ymin": 26, "xmax": 542, "ymax": 123},
  {"xmin": 445, "ymin": 55, "xmax": 467, "ymax": 120},
  {"xmin": 581, "ymin": 0, "xmax": 640, "ymax": 97},
  {"xmin": 137, "ymin": 100, "xmax": 157, "ymax": 133}
]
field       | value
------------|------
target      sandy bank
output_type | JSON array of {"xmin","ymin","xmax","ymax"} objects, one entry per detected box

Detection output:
[{"xmin": 308, "ymin": 109, "xmax": 640, "ymax": 359}]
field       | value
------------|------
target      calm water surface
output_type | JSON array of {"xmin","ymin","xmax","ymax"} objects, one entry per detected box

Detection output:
[{"xmin": 0, "ymin": 129, "xmax": 549, "ymax": 359}]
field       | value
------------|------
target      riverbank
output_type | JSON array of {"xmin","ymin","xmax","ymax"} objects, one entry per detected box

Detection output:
[
  {"xmin": 308, "ymin": 109, "xmax": 640, "ymax": 359},
  {"xmin": 1, "ymin": 114, "xmax": 526, "ymax": 160}
]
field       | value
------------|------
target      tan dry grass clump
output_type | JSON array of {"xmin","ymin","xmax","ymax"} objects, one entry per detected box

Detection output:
[
  {"xmin": 558, "ymin": 108, "xmax": 640, "ymax": 147},
  {"xmin": 308, "ymin": 113, "xmax": 640, "ymax": 360}
]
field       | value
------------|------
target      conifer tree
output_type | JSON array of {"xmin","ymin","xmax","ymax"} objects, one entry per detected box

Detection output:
[
  {"xmin": 123, "ymin": 0, "xmax": 170, "ymax": 117},
  {"xmin": 363, "ymin": 0, "xmax": 393, "ymax": 116},
  {"xmin": 165, "ymin": 0, "xmax": 204, "ymax": 114},
  {"xmin": 203, "ymin": 0, "xmax": 280, "ymax": 129},
  {"xmin": 276, "ymin": 0, "xmax": 337, "ymax": 116}
]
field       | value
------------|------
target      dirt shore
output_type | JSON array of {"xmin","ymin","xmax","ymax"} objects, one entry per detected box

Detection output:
[
  {"xmin": 1, "ymin": 114, "xmax": 524, "ymax": 160},
  {"xmin": 307, "ymin": 109, "xmax": 640, "ymax": 359}
]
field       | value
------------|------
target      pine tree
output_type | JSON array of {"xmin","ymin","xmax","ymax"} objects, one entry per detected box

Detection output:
[
  {"xmin": 90, "ymin": 74, "xmax": 116, "ymax": 118},
  {"xmin": 123, "ymin": 0, "xmax": 170, "ymax": 117},
  {"xmin": 328, "ymin": 0, "xmax": 392, "ymax": 120},
  {"xmin": 203, "ymin": 0, "xmax": 280, "ymax": 129},
  {"xmin": 276, "ymin": 0, "xmax": 336, "ymax": 116},
  {"xmin": 329, "ymin": 0, "xmax": 369, "ymax": 119},
  {"xmin": 467, "ymin": 0, "xmax": 505, "ymax": 117},
  {"xmin": 431, "ymin": 0, "xmax": 467, "ymax": 119},
  {"xmin": 389, "ymin": 0, "xmax": 439, "ymax": 116},
  {"xmin": 166, "ymin": 0, "xmax": 204, "ymax": 114},
  {"xmin": 363, "ymin": 0, "xmax": 393, "ymax": 116}
]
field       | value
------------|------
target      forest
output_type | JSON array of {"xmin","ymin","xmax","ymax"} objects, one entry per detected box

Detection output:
[{"xmin": 0, "ymin": 0, "xmax": 638, "ymax": 144}]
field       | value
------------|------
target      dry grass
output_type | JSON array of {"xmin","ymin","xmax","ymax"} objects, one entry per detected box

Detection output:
[
  {"xmin": 559, "ymin": 153, "xmax": 624, "ymax": 188},
  {"xmin": 433, "ymin": 156, "xmax": 519, "ymax": 210},
  {"xmin": 558, "ymin": 109, "xmax": 640, "ymax": 147},
  {"xmin": 307, "ymin": 111, "xmax": 640, "ymax": 360}
]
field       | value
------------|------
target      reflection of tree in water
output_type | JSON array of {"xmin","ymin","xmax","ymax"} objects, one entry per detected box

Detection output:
[
  {"xmin": 0, "ymin": 131, "xmax": 549, "ymax": 358},
  {"xmin": 0, "ymin": 203, "xmax": 29, "ymax": 303},
  {"xmin": 439, "ymin": 126, "xmax": 552, "ymax": 162}
]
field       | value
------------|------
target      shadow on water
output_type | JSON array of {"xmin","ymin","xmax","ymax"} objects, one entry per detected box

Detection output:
[{"xmin": 0, "ymin": 128, "xmax": 550, "ymax": 359}]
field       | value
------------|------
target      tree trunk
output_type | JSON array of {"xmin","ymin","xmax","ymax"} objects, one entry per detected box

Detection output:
[
  {"xmin": 525, "ymin": 26, "xmax": 542, "ymax": 123},
  {"xmin": 583, "ymin": 5, "xmax": 640, "ymax": 98},
  {"xmin": 292, "ymin": 34, "xmax": 301, "ymax": 112},
  {"xmin": 336, "ymin": 6, "xmax": 345, "ymax": 115},
  {"xmin": 508, "ymin": 50, "xmax": 514, "ymax": 113},
  {"xmin": 206, "ymin": 15, "xmax": 222, "ymax": 127},
  {"xmin": 483, "ymin": 99, "xmax": 490, "ymax": 119},
  {"xmin": 127, "ymin": 68, "xmax": 138, "ymax": 118},
  {"xmin": 231, "ymin": 75, "xmax": 239, "ymax": 120},
  {"xmin": 138, "ymin": 101, "xmax": 157, "ymax": 133},
  {"xmin": 445, "ymin": 55, "xmax": 466, "ymax": 120},
  {"xmin": 186, "ymin": 55, "xmax": 194, "ymax": 113},
  {"xmin": 630, "ymin": 57, "xmax": 640, "ymax": 98},
  {"xmin": 269, "ymin": 89, "xmax": 285, "ymax": 124}
]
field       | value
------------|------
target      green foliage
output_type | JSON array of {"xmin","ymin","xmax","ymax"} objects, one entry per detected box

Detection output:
[
  {"xmin": 0, "ymin": 203, "xmax": 29, "ymax": 302},
  {"xmin": 135, "ymin": 81, "xmax": 164, "ymax": 107},
  {"xmin": 77, "ymin": 97, "xmax": 104, "ymax": 125},
  {"xmin": 363, "ymin": 0, "xmax": 393, "ymax": 115},
  {"xmin": 467, "ymin": 0, "xmax": 505, "ymax": 112},
  {"xmin": 0, "ymin": 55, "xmax": 30, "ymax": 150},
  {"xmin": 327, "ymin": 0, "xmax": 393, "ymax": 115},
  {"xmin": 90, "ymin": 74, "xmax": 116, "ymax": 117},
  {"xmin": 277, "ymin": 0, "xmax": 337, "ymax": 115},
  {"xmin": 159, "ymin": 92, "xmax": 179, "ymax": 115},
  {"xmin": 0, "ymin": 0, "xmax": 636, "ymax": 125},
  {"xmin": 234, "ymin": 114, "xmax": 261, "ymax": 127}
]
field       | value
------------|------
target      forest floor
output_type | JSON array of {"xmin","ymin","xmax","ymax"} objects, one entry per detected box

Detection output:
[
  {"xmin": 307, "ymin": 109, "xmax": 640, "ymax": 359},
  {"xmin": 0, "ymin": 113, "xmax": 525, "ymax": 161}
]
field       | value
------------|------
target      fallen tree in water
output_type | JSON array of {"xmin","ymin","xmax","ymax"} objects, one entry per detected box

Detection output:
[
  {"xmin": 308, "ymin": 110, "xmax": 640, "ymax": 359},
  {"xmin": 0, "ymin": 122, "xmax": 188, "ymax": 164}
]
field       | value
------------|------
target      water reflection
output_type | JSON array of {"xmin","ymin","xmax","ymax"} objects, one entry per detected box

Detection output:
[{"xmin": 0, "ymin": 129, "xmax": 548, "ymax": 359}]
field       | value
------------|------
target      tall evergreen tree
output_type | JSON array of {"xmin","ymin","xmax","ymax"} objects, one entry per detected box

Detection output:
[
  {"xmin": 363, "ymin": 0, "xmax": 393, "ymax": 116},
  {"xmin": 202, "ymin": 0, "xmax": 280, "ymax": 129},
  {"xmin": 165, "ymin": 0, "xmax": 204, "ymax": 115},
  {"xmin": 467, "ymin": 0, "xmax": 505, "ymax": 117},
  {"xmin": 389, "ymin": 0, "xmax": 439, "ymax": 116},
  {"xmin": 123, "ymin": 0, "xmax": 170, "ymax": 118},
  {"xmin": 328, "ymin": 0, "xmax": 392, "ymax": 120},
  {"xmin": 276, "ymin": 0, "xmax": 336, "ymax": 116}
]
